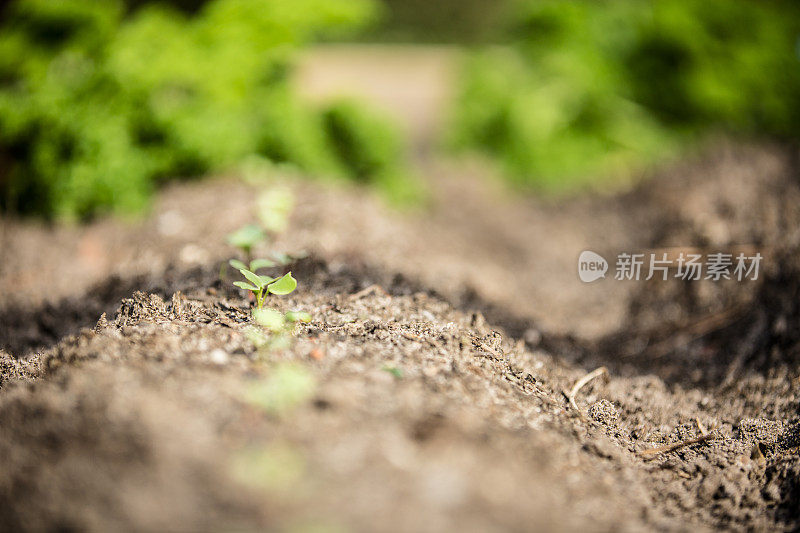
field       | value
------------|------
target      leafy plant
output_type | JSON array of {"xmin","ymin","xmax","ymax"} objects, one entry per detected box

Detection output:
[
  {"xmin": 320, "ymin": 99, "xmax": 426, "ymax": 206},
  {"xmin": 271, "ymin": 250, "xmax": 309, "ymax": 267},
  {"xmin": 0, "ymin": 0, "xmax": 423, "ymax": 220},
  {"xmin": 257, "ymin": 186, "xmax": 294, "ymax": 234},
  {"xmin": 242, "ymin": 363, "xmax": 316, "ymax": 415},
  {"xmin": 229, "ymin": 257, "xmax": 275, "ymax": 272},
  {"xmin": 246, "ymin": 305, "xmax": 311, "ymax": 352},
  {"xmin": 450, "ymin": 0, "xmax": 800, "ymax": 194},
  {"xmin": 382, "ymin": 365, "xmax": 403, "ymax": 379},
  {"xmin": 233, "ymin": 269, "xmax": 296, "ymax": 310},
  {"xmin": 226, "ymin": 224, "xmax": 267, "ymax": 258}
]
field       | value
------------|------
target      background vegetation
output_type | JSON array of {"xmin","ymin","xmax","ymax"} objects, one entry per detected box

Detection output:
[
  {"xmin": 0, "ymin": 0, "xmax": 415, "ymax": 220},
  {"xmin": 450, "ymin": 0, "xmax": 800, "ymax": 193},
  {"xmin": 2, "ymin": 0, "xmax": 799, "ymax": 218}
]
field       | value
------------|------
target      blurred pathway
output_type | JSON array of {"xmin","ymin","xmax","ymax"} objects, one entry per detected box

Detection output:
[{"xmin": 295, "ymin": 45, "xmax": 460, "ymax": 152}]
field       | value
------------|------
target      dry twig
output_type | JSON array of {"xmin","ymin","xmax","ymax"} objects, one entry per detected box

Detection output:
[
  {"xmin": 639, "ymin": 420, "xmax": 717, "ymax": 458},
  {"xmin": 349, "ymin": 284, "xmax": 388, "ymax": 301},
  {"xmin": 565, "ymin": 367, "xmax": 608, "ymax": 417}
]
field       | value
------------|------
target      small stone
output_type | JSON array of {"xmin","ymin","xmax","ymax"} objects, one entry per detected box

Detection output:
[
  {"xmin": 209, "ymin": 349, "xmax": 229, "ymax": 365},
  {"xmin": 524, "ymin": 328, "xmax": 542, "ymax": 346}
]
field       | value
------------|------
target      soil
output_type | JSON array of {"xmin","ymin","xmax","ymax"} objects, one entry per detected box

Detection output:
[{"xmin": 2, "ymin": 48, "xmax": 800, "ymax": 532}]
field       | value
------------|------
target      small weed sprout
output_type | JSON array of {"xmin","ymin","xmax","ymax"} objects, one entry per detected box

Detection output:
[
  {"xmin": 224, "ymin": 187, "xmax": 305, "ymax": 277},
  {"xmin": 233, "ymin": 269, "xmax": 297, "ymax": 310},
  {"xmin": 247, "ymin": 306, "xmax": 312, "ymax": 353},
  {"xmin": 382, "ymin": 366, "xmax": 403, "ymax": 379},
  {"xmin": 257, "ymin": 187, "xmax": 294, "ymax": 234},
  {"xmin": 229, "ymin": 258, "xmax": 276, "ymax": 273},
  {"xmin": 226, "ymin": 185, "xmax": 311, "ymax": 353},
  {"xmin": 226, "ymin": 224, "xmax": 266, "ymax": 259}
]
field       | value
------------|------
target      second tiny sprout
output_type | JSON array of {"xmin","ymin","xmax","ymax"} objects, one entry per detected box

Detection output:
[{"xmin": 231, "ymin": 260, "xmax": 297, "ymax": 310}]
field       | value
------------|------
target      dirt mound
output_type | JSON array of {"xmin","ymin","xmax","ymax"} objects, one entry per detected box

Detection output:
[
  {"xmin": 1, "ymin": 252, "xmax": 799, "ymax": 531},
  {"xmin": 588, "ymin": 142, "xmax": 800, "ymax": 387},
  {"xmin": 2, "ymin": 141, "xmax": 800, "ymax": 531}
]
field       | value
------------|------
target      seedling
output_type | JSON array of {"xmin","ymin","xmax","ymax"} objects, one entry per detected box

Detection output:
[
  {"xmin": 229, "ymin": 258, "xmax": 276, "ymax": 272},
  {"xmin": 233, "ymin": 269, "xmax": 297, "ymax": 310},
  {"xmin": 252, "ymin": 308, "xmax": 311, "ymax": 333},
  {"xmin": 247, "ymin": 307, "xmax": 312, "ymax": 353},
  {"xmin": 257, "ymin": 187, "xmax": 294, "ymax": 234},
  {"xmin": 284, "ymin": 311, "xmax": 312, "ymax": 323},
  {"xmin": 227, "ymin": 224, "xmax": 266, "ymax": 258},
  {"xmin": 267, "ymin": 250, "xmax": 308, "ymax": 267},
  {"xmin": 382, "ymin": 366, "xmax": 403, "ymax": 379}
]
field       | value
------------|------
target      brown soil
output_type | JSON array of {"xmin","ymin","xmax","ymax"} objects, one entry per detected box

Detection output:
[{"xmin": 1, "ymin": 139, "xmax": 800, "ymax": 532}]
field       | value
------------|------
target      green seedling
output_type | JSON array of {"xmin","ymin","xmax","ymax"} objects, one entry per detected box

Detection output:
[
  {"xmin": 243, "ymin": 363, "xmax": 315, "ymax": 415},
  {"xmin": 252, "ymin": 308, "xmax": 312, "ymax": 329},
  {"xmin": 233, "ymin": 269, "xmax": 297, "ymax": 310},
  {"xmin": 252, "ymin": 308, "xmax": 287, "ymax": 331},
  {"xmin": 257, "ymin": 187, "xmax": 294, "ymax": 234},
  {"xmin": 264, "ymin": 250, "xmax": 308, "ymax": 267},
  {"xmin": 246, "ymin": 307, "xmax": 311, "ymax": 353},
  {"xmin": 227, "ymin": 224, "xmax": 266, "ymax": 257},
  {"xmin": 230, "ymin": 442, "xmax": 306, "ymax": 495},
  {"xmin": 382, "ymin": 366, "xmax": 403, "ymax": 379},
  {"xmin": 285, "ymin": 311, "xmax": 312, "ymax": 324},
  {"xmin": 229, "ymin": 258, "xmax": 276, "ymax": 272}
]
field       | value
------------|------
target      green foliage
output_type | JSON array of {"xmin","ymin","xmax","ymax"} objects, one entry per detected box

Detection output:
[
  {"xmin": 233, "ymin": 268, "xmax": 296, "ymax": 309},
  {"xmin": 0, "ymin": 0, "xmax": 418, "ymax": 219},
  {"xmin": 242, "ymin": 363, "xmax": 316, "ymax": 414},
  {"xmin": 284, "ymin": 310, "xmax": 312, "ymax": 324},
  {"xmin": 230, "ymin": 441, "xmax": 306, "ymax": 494},
  {"xmin": 320, "ymin": 99, "xmax": 426, "ymax": 206},
  {"xmin": 450, "ymin": 0, "xmax": 800, "ymax": 193},
  {"xmin": 382, "ymin": 365, "xmax": 403, "ymax": 379},
  {"xmin": 249, "ymin": 305, "xmax": 311, "ymax": 353},
  {"xmin": 365, "ymin": 0, "xmax": 511, "ymax": 44},
  {"xmin": 257, "ymin": 186, "xmax": 294, "ymax": 234},
  {"xmin": 226, "ymin": 225, "xmax": 266, "ymax": 256}
]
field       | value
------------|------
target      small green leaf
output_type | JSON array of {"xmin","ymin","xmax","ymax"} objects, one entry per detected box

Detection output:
[
  {"xmin": 252, "ymin": 308, "xmax": 285, "ymax": 331},
  {"xmin": 243, "ymin": 363, "xmax": 315, "ymax": 414},
  {"xmin": 257, "ymin": 187, "xmax": 294, "ymax": 234},
  {"xmin": 227, "ymin": 224, "xmax": 266, "ymax": 250},
  {"xmin": 271, "ymin": 252, "xmax": 292, "ymax": 266},
  {"xmin": 382, "ymin": 366, "xmax": 403, "ymax": 379},
  {"xmin": 233, "ymin": 281, "xmax": 259, "ymax": 291},
  {"xmin": 285, "ymin": 311, "xmax": 312, "ymax": 323},
  {"xmin": 249, "ymin": 258, "xmax": 276, "ymax": 271},
  {"xmin": 267, "ymin": 272, "xmax": 297, "ymax": 295},
  {"xmin": 229, "ymin": 259, "xmax": 247, "ymax": 271},
  {"xmin": 258, "ymin": 275, "xmax": 276, "ymax": 287},
  {"xmin": 244, "ymin": 325, "xmax": 268, "ymax": 348},
  {"xmin": 240, "ymin": 268, "xmax": 265, "ymax": 289}
]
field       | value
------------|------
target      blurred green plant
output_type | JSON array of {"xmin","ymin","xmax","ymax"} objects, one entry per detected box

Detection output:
[
  {"xmin": 320, "ymin": 99, "xmax": 425, "ymax": 206},
  {"xmin": 382, "ymin": 365, "xmax": 403, "ymax": 379},
  {"xmin": 0, "ymin": 0, "xmax": 418, "ymax": 219},
  {"xmin": 230, "ymin": 441, "xmax": 306, "ymax": 495},
  {"xmin": 226, "ymin": 224, "xmax": 267, "ymax": 258},
  {"xmin": 241, "ymin": 362, "xmax": 315, "ymax": 419},
  {"xmin": 247, "ymin": 306, "xmax": 311, "ymax": 352},
  {"xmin": 229, "ymin": 257, "xmax": 275, "ymax": 273},
  {"xmin": 450, "ymin": 0, "xmax": 800, "ymax": 194},
  {"xmin": 257, "ymin": 186, "xmax": 294, "ymax": 234}
]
